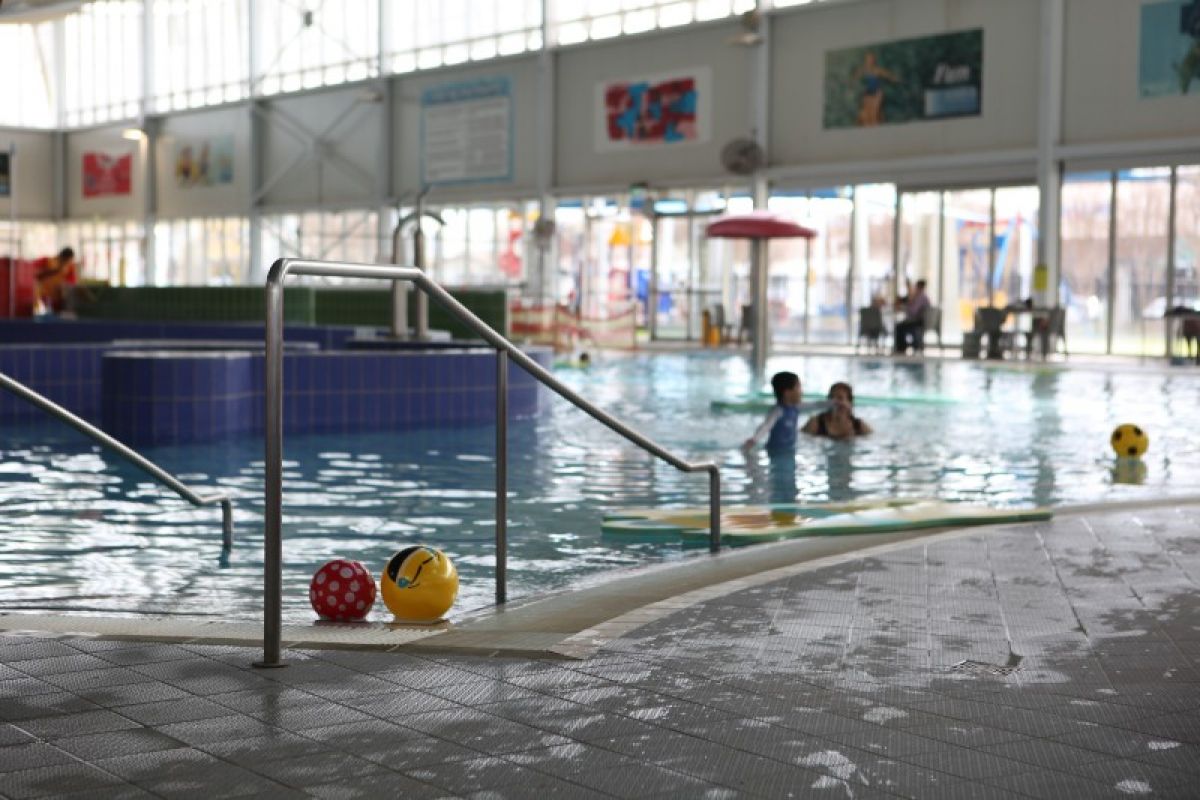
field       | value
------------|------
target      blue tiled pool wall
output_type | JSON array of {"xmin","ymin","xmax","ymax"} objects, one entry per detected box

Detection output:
[
  {"xmin": 0, "ymin": 319, "xmax": 355, "ymax": 350},
  {"xmin": 99, "ymin": 350, "xmax": 545, "ymax": 446},
  {"xmin": 1, "ymin": 321, "xmax": 549, "ymax": 445}
]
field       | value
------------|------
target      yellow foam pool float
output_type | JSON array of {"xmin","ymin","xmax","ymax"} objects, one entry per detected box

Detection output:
[{"xmin": 603, "ymin": 498, "xmax": 1051, "ymax": 545}]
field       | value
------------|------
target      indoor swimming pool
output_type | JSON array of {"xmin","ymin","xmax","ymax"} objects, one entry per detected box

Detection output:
[{"xmin": 2, "ymin": 353, "xmax": 1198, "ymax": 622}]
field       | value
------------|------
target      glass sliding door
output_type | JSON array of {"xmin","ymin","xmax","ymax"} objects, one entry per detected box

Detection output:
[
  {"xmin": 898, "ymin": 190, "xmax": 942, "ymax": 319},
  {"xmin": 1112, "ymin": 168, "xmax": 1172, "ymax": 355},
  {"xmin": 1059, "ymin": 173, "xmax": 1112, "ymax": 354},
  {"xmin": 992, "ymin": 186, "xmax": 1039, "ymax": 310},
  {"xmin": 942, "ymin": 189, "xmax": 992, "ymax": 341},
  {"xmin": 852, "ymin": 184, "xmax": 896, "ymax": 312},
  {"xmin": 1175, "ymin": 166, "xmax": 1200, "ymax": 314}
]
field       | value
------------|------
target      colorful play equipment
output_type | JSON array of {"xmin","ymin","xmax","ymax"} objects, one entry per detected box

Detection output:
[
  {"xmin": 309, "ymin": 559, "xmax": 377, "ymax": 621},
  {"xmin": 380, "ymin": 546, "xmax": 459, "ymax": 623},
  {"xmin": 705, "ymin": 212, "xmax": 817, "ymax": 381},
  {"xmin": 603, "ymin": 498, "xmax": 1052, "ymax": 546},
  {"xmin": 1110, "ymin": 423, "xmax": 1149, "ymax": 459}
]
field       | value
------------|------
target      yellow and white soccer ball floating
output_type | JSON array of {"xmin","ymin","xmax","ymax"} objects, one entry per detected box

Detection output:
[
  {"xmin": 1110, "ymin": 423, "xmax": 1149, "ymax": 459},
  {"xmin": 309, "ymin": 546, "xmax": 458, "ymax": 623}
]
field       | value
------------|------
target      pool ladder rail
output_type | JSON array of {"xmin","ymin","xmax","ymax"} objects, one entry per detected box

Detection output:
[
  {"xmin": 261, "ymin": 258, "xmax": 723, "ymax": 668},
  {"xmin": 0, "ymin": 372, "xmax": 234, "ymax": 552}
]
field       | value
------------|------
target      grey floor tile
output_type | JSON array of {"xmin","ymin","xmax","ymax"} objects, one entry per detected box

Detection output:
[
  {"xmin": 302, "ymin": 719, "xmax": 481, "ymax": 770},
  {"xmin": 20, "ymin": 709, "xmax": 140, "ymax": 740},
  {"xmin": 248, "ymin": 749, "xmax": 392, "ymax": 787},
  {"xmin": 0, "ymin": 762, "xmax": 129, "ymax": 799},
  {"xmin": 196, "ymin": 730, "xmax": 333, "ymax": 766},
  {"xmin": 566, "ymin": 761, "xmax": 715, "ymax": 798},
  {"xmin": 0, "ymin": 724, "xmax": 36, "ymax": 747},
  {"xmin": 73, "ymin": 679, "xmax": 192, "ymax": 709},
  {"xmin": 154, "ymin": 713, "xmax": 280, "ymax": 745},
  {"xmin": 116, "ymin": 696, "xmax": 231, "ymax": 726},
  {"xmin": 50, "ymin": 728, "xmax": 186, "ymax": 760},
  {"xmin": 0, "ymin": 691, "xmax": 102, "ymax": 722},
  {"xmin": 0, "ymin": 741, "xmax": 76, "ymax": 773},
  {"xmin": 96, "ymin": 748, "xmax": 292, "ymax": 799},
  {"xmin": 404, "ymin": 755, "xmax": 545, "ymax": 794},
  {"xmin": 304, "ymin": 770, "xmax": 453, "ymax": 799}
]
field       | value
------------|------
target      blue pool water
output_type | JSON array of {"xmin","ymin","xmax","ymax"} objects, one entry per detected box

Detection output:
[{"xmin": 2, "ymin": 353, "xmax": 1198, "ymax": 622}]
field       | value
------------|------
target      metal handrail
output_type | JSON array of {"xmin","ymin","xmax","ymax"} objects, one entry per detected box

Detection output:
[
  {"xmin": 259, "ymin": 258, "xmax": 722, "ymax": 668},
  {"xmin": 0, "ymin": 372, "xmax": 234, "ymax": 551}
]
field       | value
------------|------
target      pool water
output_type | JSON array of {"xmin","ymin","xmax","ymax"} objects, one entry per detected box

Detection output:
[{"xmin": 2, "ymin": 353, "xmax": 1198, "ymax": 622}]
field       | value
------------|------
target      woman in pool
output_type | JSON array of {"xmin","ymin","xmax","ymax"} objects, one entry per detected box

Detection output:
[{"xmin": 803, "ymin": 382, "xmax": 872, "ymax": 440}]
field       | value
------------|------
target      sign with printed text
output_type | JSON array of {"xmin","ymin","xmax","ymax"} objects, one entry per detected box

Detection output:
[
  {"xmin": 82, "ymin": 151, "xmax": 133, "ymax": 198},
  {"xmin": 421, "ymin": 76, "xmax": 512, "ymax": 186},
  {"xmin": 823, "ymin": 29, "xmax": 983, "ymax": 129},
  {"xmin": 597, "ymin": 68, "xmax": 711, "ymax": 152}
]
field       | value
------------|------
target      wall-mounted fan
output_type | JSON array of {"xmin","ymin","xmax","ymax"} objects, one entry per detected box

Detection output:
[{"xmin": 720, "ymin": 137, "xmax": 765, "ymax": 175}]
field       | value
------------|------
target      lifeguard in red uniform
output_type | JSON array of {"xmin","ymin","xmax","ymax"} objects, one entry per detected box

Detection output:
[{"xmin": 34, "ymin": 247, "xmax": 77, "ymax": 315}]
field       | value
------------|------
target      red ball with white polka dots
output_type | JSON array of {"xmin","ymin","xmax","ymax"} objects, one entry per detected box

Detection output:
[{"xmin": 309, "ymin": 559, "xmax": 376, "ymax": 621}]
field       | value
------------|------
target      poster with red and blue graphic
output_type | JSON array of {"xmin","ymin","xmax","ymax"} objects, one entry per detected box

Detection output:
[
  {"xmin": 597, "ymin": 68, "xmax": 710, "ymax": 152},
  {"xmin": 82, "ymin": 151, "xmax": 133, "ymax": 198}
]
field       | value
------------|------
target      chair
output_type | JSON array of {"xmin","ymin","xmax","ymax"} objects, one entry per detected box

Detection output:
[
  {"xmin": 1023, "ymin": 307, "xmax": 1067, "ymax": 359},
  {"xmin": 856, "ymin": 306, "xmax": 887, "ymax": 353},
  {"xmin": 917, "ymin": 305, "xmax": 942, "ymax": 352},
  {"xmin": 961, "ymin": 307, "xmax": 1011, "ymax": 359},
  {"xmin": 738, "ymin": 303, "xmax": 753, "ymax": 345}
]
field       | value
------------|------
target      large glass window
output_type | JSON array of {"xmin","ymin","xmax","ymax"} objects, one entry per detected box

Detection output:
[
  {"xmin": 992, "ymin": 186, "xmax": 1039, "ymax": 309},
  {"xmin": 942, "ymin": 189, "xmax": 992, "ymax": 341},
  {"xmin": 1175, "ymin": 166, "xmax": 1200, "ymax": 315},
  {"xmin": 154, "ymin": 217, "xmax": 249, "ymax": 286},
  {"xmin": 387, "ymin": 0, "xmax": 541, "ymax": 74},
  {"xmin": 57, "ymin": 220, "xmax": 145, "ymax": 286},
  {"xmin": 898, "ymin": 191, "xmax": 942, "ymax": 314},
  {"xmin": 1059, "ymin": 173, "xmax": 1111, "ymax": 354},
  {"xmin": 424, "ymin": 202, "xmax": 535, "ymax": 287},
  {"xmin": 852, "ymin": 184, "xmax": 895, "ymax": 312},
  {"xmin": 1112, "ymin": 168, "xmax": 1171, "ymax": 356},
  {"xmin": 260, "ymin": 209, "xmax": 381, "ymax": 283},
  {"xmin": 550, "ymin": 0, "xmax": 755, "ymax": 46},
  {"xmin": 0, "ymin": 23, "xmax": 57, "ymax": 128},
  {"xmin": 63, "ymin": 1, "xmax": 143, "ymax": 127},
  {"xmin": 255, "ymin": 0, "xmax": 378, "ymax": 96},
  {"xmin": 151, "ymin": 0, "xmax": 249, "ymax": 112}
]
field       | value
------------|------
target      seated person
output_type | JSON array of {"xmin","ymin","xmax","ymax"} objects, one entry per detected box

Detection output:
[
  {"xmin": 802, "ymin": 382, "xmax": 872, "ymax": 440},
  {"xmin": 34, "ymin": 247, "xmax": 77, "ymax": 315},
  {"xmin": 893, "ymin": 279, "xmax": 930, "ymax": 354}
]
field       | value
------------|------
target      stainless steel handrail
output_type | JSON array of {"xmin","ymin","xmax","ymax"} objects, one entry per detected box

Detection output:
[
  {"xmin": 259, "ymin": 258, "xmax": 722, "ymax": 668},
  {"xmin": 0, "ymin": 372, "xmax": 234, "ymax": 551}
]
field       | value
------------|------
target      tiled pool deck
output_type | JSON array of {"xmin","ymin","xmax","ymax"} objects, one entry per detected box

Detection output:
[{"xmin": 2, "ymin": 504, "xmax": 1198, "ymax": 798}]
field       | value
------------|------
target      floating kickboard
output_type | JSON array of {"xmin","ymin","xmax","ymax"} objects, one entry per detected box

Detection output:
[
  {"xmin": 602, "ymin": 499, "xmax": 1051, "ymax": 545},
  {"xmin": 712, "ymin": 392, "xmax": 960, "ymax": 413}
]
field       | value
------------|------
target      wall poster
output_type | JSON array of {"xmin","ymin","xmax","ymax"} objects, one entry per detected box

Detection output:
[
  {"xmin": 82, "ymin": 152, "xmax": 133, "ymax": 198},
  {"xmin": 823, "ymin": 29, "xmax": 983, "ymax": 129},
  {"xmin": 174, "ymin": 135, "xmax": 235, "ymax": 187},
  {"xmin": 596, "ymin": 68, "xmax": 711, "ymax": 152},
  {"xmin": 1139, "ymin": 1, "xmax": 1200, "ymax": 97},
  {"xmin": 421, "ymin": 76, "xmax": 512, "ymax": 186}
]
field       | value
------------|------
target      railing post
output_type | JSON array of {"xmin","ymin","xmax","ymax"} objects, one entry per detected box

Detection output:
[
  {"xmin": 256, "ymin": 270, "xmax": 287, "ymax": 669},
  {"xmin": 495, "ymin": 349, "xmax": 508, "ymax": 605},
  {"xmin": 708, "ymin": 467, "xmax": 721, "ymax": 554}
]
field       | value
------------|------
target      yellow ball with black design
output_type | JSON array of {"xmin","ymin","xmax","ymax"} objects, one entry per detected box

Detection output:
[
  {"xmin": 1110, "ymin": 423, "xmax": 1149, "ymax": 459},
  {"xmin": 380, "ymin": 546, "xmax": 459, "ymax": 622}
]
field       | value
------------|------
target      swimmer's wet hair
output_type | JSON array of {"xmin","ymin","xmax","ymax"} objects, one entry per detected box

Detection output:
[
  {"xmin": 771, "ymin": 371, "xmax": 800, "ymax": 403},
  {"xmin": 828, "ymin": 382, "xmax": 854, "ymax": 403}
]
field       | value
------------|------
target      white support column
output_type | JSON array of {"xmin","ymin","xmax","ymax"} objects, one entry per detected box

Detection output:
[
  {"xmin": 1165, "ymin": 167, "xmax": 1178, "ymax": 355},
  {"xmin": 1105, "ymin": 171, "xmax": 1117, "ymax": 355},
  {"xmin": 142, "ymin": 118, "xmax": 158, "ymax": 286},
  {"xmin": 247, "ymin": 1, "xmax": 264, "ymax": 283},
  {"xmin": 534, "ymin": 29, "xmax": 557, "ymax": 303},
  {"xmin": 1037, "ymin": 0, "xmax": 1065, "ymax": 306},
  {"xmin": 751, "ymin": 4, "xmax": 770, "ymax": 209},
  {"xmin": 142, "ymin": 0, "xmax": 155, "ymax": 118}
]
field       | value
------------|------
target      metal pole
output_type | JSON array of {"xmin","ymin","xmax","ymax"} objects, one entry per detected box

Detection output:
[
  {"xmin": 257, "ymin": 277, "xmax": 286, "ymax": 669},
  {"xmin": 987, "ymin": 188, "xmax": 997, "ymax": 308},
  {"xmin": 390, "ymin": 214, "xmax": 408, "ymax": 339},
  {"xmin": 649, "ymin": 213, "xmax": 659, "ymax": 340},
  {"xmin": 8, "ymin": 144, "xmax": 16, "ymax": 318},
  {"xmin": 750, "ymin": 239, "xmax": 768, "ymax": 383},
  {"xmin": 495, "ymin": 350, "xmax": 508, "ymax": 605},
  {"xmin": 1165, "ymin": 167, "xmax": 1178, "ymax": 357},
  {"xmin": 708, "ymin": 466, "xmax": 720, "ymax": 553},
  {"xmin": 1106, "ymin": 172, "xmax": 1117, "ymax": 355},
  {"xmin": 0, "ymin": 371, "xmax": 232, "ymax": 549},
  {"xmin": 414, "ymin": 193, "xmax": 430, "ymax": 340}
]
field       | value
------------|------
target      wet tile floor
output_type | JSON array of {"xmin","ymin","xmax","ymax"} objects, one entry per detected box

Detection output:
[{"xmin": 2, "ymin": 505, "xmax": 1198, "ymax": 798}]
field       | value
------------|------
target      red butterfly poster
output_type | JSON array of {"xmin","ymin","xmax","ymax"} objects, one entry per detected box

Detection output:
[
  {"xmin": 82, "ymin": 152, "xmax": 133, "ymax": 198},
  {"xmin": 596, "ymin": 68, "xmax": 710, "ymax": 152}
]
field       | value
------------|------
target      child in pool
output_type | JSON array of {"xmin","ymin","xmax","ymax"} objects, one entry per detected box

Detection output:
[
  {"xmin": 743, "ymin": 371, "xmax": 803, "ymax": 453},
  {"xmin": 802, "ymin": 382, "xmax": 872, "ymax": 440}
]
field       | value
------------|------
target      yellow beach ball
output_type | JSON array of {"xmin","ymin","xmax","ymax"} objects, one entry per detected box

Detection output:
[
  {"xmin": 1110, "ymin": 424, "xmax": 1149, "ymax": 459},
  {"xmin": 380, "ymin": 546, "xmax": 459, "ymax": 623}
]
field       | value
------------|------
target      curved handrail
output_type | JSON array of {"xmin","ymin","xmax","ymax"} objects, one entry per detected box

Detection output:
[
  {"xmin": 0, "ymin": 372, "xmax": 233, "ymax": 551},
  {"xmin": 259, "ymin": 258, "xmax": 721, "ymax": 667}
]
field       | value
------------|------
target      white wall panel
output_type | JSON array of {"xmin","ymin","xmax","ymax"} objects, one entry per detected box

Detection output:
[
  {"xmin": 0, "ymin": 128, "xmax": 56, "ymax": 219},
  {"xmin": 770, "ymin": 0, "xmax": 1040, "ymax": 169},
  {"xmin": 1063, "ymin": 0, "xmax": 1200, "ymax": 148},
  {"xmin": 260, "ymin": 85, "xmax": 384, "ymax": 208},
  {"xmin": 66, "ymin": 126, "xmax": 143, "ymax": 219},
  {"xmin": 555, "ymin": 23, "xmax": 752, "ymax": 190},
  {"xmin": 156, "ymin": 106, "xmax": 251, "ymax": 218}
]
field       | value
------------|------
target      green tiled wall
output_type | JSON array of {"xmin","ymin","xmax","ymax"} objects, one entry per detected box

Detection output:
[
  {"xmin": 70, "ymin": 286, "xmax": 316, "ymax": 324},
  {"xmin": 68, "ymin": 285, "xmax": 510, "ymax": 338},
  {"xmin": 312, "ymin": 288, "xmax": 510, "ymax": 339}
]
